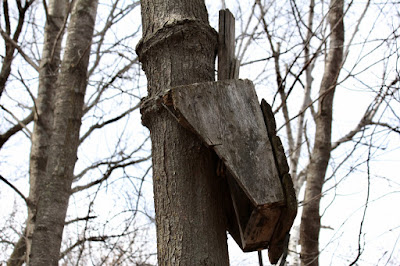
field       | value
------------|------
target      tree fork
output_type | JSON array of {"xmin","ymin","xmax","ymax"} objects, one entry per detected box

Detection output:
[{"xmin": 137, "ymin": 1, "xmax": 230, "ymax": 265}]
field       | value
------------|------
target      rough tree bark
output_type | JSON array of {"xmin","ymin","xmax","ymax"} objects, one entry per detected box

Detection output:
[
  {"xmin": 137, "ymin": 0, "xmax": 230, "ymax": 265},
  {"xmin": 22, "ymin": 1, "xmax": 69, "ymax": 265},
  {"xmin": 27, "ymin": 0, "xmax": 98, "ymax": 265},
  {"xmin": 300, "ymin": 0, "xmax": 344, "ymax": 265},
  {"xmin": 7, "ymin": 1, "xmax": 68, "ymax": 265}
]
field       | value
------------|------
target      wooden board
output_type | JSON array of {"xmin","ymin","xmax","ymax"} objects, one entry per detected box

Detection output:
[
  {"xmin": 260, "ymin": 99, "xmax": 298, "ymax": 263},
  {"xmin": 242, "ymin": 206, "xmax": 281, "ymax": 252},
  {"xmin": 227, "ymin": 171, "xmax": 282, "ymax": 252},
  {"xmin": 164, "ymin": 79, "xmax": 284, "ymax": 206},
  {"xmin": 218, "ymin": 9, "xmax": 239, "ymax": 80}
]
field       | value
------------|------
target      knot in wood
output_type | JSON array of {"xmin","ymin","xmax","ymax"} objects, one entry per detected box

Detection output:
[{"xmin": 140, "ymin": 94, "xmax": 164, "ymax": 128}]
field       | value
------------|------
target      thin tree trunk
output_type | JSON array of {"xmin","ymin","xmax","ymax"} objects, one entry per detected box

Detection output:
[
  {"xmin": 23, "ymin": 1, "xmax": 69, "ymax": 265},
  {"xmin": 137, "ymin": 1, "xmax": 230, "ymax": 265},
  {"xmin": 299, "ymin": 0, "xmax": 344, "ymax": 265},
  {"xmin": 7, "ymin": 1, "xmax": 68, "ymax": 265},
  {"xmin": 28, "ymin": 0, "xmax": 98, "ymax": 265}
]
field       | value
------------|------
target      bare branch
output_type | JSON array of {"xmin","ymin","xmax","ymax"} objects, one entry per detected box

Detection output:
[
  {"xmin": 332, "ymin": 77, "xmax": 399, "ymax": 150},
  {"xmin": 42, "ymin": 0, "xmax": 50, "ymax": 23},
  {"xmin": 257, "ymin": 0, "xmax": 295, "ymax": 155},
  {"xmin": 349, "ymin": 123, "xmax": 374, "ymax": 266},
  {"xmin": 65, "ymin": 215, "xmax": 97, "ymax": 226},
  {"xmin": 88, "ymin": 1, "xmax": 140, "ymax": 77},
  {"xmin": 342, "ymin": 0, "xmax": 370, "ymax": 63},
  {"xmin": 59, "ymin": 235, "xmax": 124, "ymax": 260},
  {"xmin": 290, "ymin": 0, "xmax": 315, "ymax": 181},
  {"xmin": 50, "ymin": 0, "xmax": 73, "ymax": 63},
  {"xmin": 0, "ymin": 111, "xmax": 34, "ymax": 149},
  {"xmin": 3, "ymin": 0, "xmax": 11, "ymax": 35},
  {"xmin": 0, "ymin": 28, "xmax": 40, "ymax": 71},
  {"xmin": 0, "ymin": 105, "xmax": 32, "ymax": 136},
  {"xmin": 370, "ymin": 122, "xmax": 400, "ymax": 134},
  {"xmin": 0, "ymin": 0, "xmax": 36, "ymax": 98},
  {"xmin": 0, "ymin": 174, "xmax": 30, "ymax": 206},
  {"xmin": 236, "ymin": 1, "xmax": 259, "ymax": 63},
  {"xmin": 16, "ymin": 69, "xmax": 39, "ymax": 115},
  {"xmin": 71, "ymin": 156, "xmax": 151, "ymax": 193},
  {"xmin": 84, "ymin": 59, "xmax": 138, "ymax": 114},
  {"xmin": 79, "ymin": 103, "xmax": 140, "ymax": 143}
]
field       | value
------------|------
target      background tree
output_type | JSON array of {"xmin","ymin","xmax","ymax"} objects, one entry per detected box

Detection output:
[
  {"xmin": 1, "ymin": 0, "xmax": 152, "ymax": 265},
  {"xmin": 217, "ymin": 0, "xmax": 400, "ymax": 264},
  {"xmin": 299, "ymin": 0, "xmax": 344, "ymax": 265}
]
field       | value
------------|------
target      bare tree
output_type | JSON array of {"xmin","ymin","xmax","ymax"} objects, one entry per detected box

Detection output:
[
  {"xmin": 299, "ymin": 0, "xmax": 344, "ymax": 264},
  {"xmin": 1, "ymin": 0, "xmax": 152, "ymax": 265},
  {"xmin": 28, "ymin": 0, "xmax": 99, "ymax": 264},
  {"xmin": 25, "ymin": 0, "xmax": 69, "ymax": 263},
  {"xmin": 220, "ymin": 0, "xmax": 400, "ymax": 265}
]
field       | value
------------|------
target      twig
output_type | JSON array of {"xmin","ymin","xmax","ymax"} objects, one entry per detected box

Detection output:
[
  {"xmin": 0, "ymin": 174, "xmax": 30, "ymax": 206},
  {"xmin": 348, "ymin": 125, "xmax": 374, "ymax": 265},
  {"xmin": 0, "ymin": 28, "xmax": 40, "ymax": 71},
  {"xmin": 17, "ymin": 69, "xmax": 38, "ymax": 117},
  {"xmin": 258, "ymin": 250, "xmax": 263, "ymax": 266},
  {"xmin": 0, "ymin": 111, "xmax": 34, "ymax": 149},
  {"xmin": 0, "ymin": 105, "xmax": 32, "ymax": 136}
]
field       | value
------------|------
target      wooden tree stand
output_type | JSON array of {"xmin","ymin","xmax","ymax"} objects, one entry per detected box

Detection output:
[
  {"xmin": 162, "ymin": 78, "xmax": 297, "ymax": 262},
  {"xmin": 146, "ymin": 9, "xmax": 297, "ymax": 265}
]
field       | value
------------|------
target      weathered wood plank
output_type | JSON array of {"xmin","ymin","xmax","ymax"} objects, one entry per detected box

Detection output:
[
  {"xmin": 260, "ymin": 99, "xmax": 298, "ymax": 263},
  {"xmin": 218, "ymin": 9, "xmax": 237, "ymax": 80},
  {"xmin": 219, "ymin": 162, "xmax": 282, "ymax": 253},
  {"xmin": 242, "ymin": 206, "xmax": 281, "ymax": 252},
  {"xmin": 268, "ymin": 173, "xmax": 298, "ymax": 263},
  {"xmin": 166, "ymin": 79, "xmax": 284, "ymax": 206}
]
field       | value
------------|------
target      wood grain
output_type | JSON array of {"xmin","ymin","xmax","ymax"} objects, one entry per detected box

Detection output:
[{"xmin": 166, "ymin": 79, "xmax": 284, "ymax": 207}]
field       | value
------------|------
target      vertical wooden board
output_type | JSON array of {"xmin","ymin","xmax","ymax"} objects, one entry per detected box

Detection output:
[
  {"xmin": 218, "ymin": 9, "xmax": 235, "ymax": 80},
  {"xmin": 169, "ymin": 79, "xmax": 284, "ymax": 206},
  {"xmin": 268, "ymin": 173, "xmax": 298, "ymax": 263}
]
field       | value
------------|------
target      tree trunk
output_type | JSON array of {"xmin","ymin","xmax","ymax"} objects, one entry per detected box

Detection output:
[
  {"xmin": 137, "ymin": 1, "xmax": 230, "ymax": 265},
  {"xmin": 23, "ymin": 1, "xmax": 69, "ymax": 265},
  {"xmin": 8, "ymin": 1, "xmax": 68, "ymax": 264},
  {"xmin": 299, "ymin": 0, "xmax": 344, "ymax": 265},
  {"xmin": 28, "ymin": 0, "xmax": 98, "ymax": 265}
]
